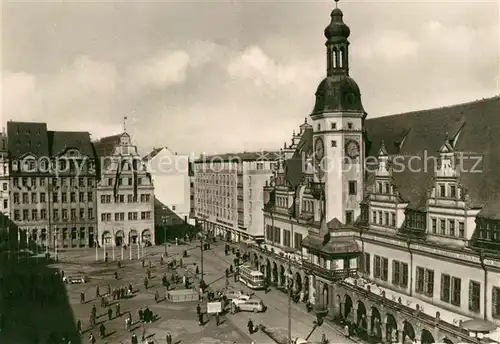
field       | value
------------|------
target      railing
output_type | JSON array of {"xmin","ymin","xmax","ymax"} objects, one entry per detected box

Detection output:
[{"xmin": 303, "ymin": 261, "xmax": 357, "ymax": 281}]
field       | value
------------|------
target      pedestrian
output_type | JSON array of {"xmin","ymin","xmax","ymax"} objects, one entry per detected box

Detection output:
[
  {"xmin": 198, "ymin": 313, "xmax": 203, "ymax": 326},
  {"xmin": 99, "ymin": 323, "xmax": 106, "ymax": 338},
  {"xmin": 89, "ymin": 333, "xmax": 96, "ymax": 344},
  {"xmin": 144, "ymin": 277, "xmax": 148, "ymax": 290},
  {"xmin": 142, "ymin": 259, "xmax": 145, "ymax": 268},
  {"xmin": 195, "ymin": 265, "xmax": 199, "ymax": 274},
  {"xmin": 166, "ymin": 332, "xmax": 172, "ymax": 344},
  {"xmin": 131, "ymin": 333, "xmax": 138, "ymax": 344},
  {"xmin": 344, "ymin": 324, "xmax": 350, "ymax": 338},
  {"xmin": 125, "ymin": 317, "xmax": 130, "ymax": 331},
  {"xmin": 108, "ymin": 307, "xmax": 113, "ymax": 320},
  {"xmin": 96, "ymin": 285, "xmax": 100, "ymax": 298},
  {"xmin": 196, "ymin": 304, "xmax": 201, "ymax": 316},
  {"xmin": 139, "ymin": 308, "xmax": 143, "ymax": 323},
  {"xmin": 247, "ymin": 318, "xmax": 254, "ymax": 334},
  {"xmin": 80, "ymin": 291, "xmax": 85, "ymax": 303},
  {"xmin": 114, "ymin": 271, "xmax": 119, "ymax": 280},
  {"xmin": 154, "ymin": 290, "xmax": 159, "ymax": 303},
  {"xmin": 118, "ymin": 260, "xmax": 121, "ymax": 269},
  {"xmin": 322, "ymin": 332, "xmax": 328, "ymax": 344},
  {"xmin": 141, "ymin": 325, "xmax": 146, "ymax": 341},
  {"xmin": 116, "ymin": 303, "xmax": 121, "ymax": 317},
  {"xmin": 147, "ymin": 268, "xmax": 151, "ymax": 279},
  {"xmin": 107, "ymin": 284, "xmax": 111, "ymax": 295},
  {"xmin": 77, "ymin": 320, "xmax": 82, "ymax": 335},
  {"xmin": 215, "ymin": 312, "xmax": 220, "ymax": 326}
]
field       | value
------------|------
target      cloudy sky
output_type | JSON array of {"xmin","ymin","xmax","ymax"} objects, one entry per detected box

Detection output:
[{"xmin": 2, "ymin": 0, "xmax": 499, "ymax": 155}]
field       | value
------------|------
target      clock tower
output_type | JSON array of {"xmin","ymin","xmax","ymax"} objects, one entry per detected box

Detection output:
[{"xmin": 310, "ymin": 0, "xmax": 366, "ymax": 225}]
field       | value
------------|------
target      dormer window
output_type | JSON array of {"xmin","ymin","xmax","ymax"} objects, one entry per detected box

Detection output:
[
  {"xmin": 450, "ymin": 185, "xmax": 457, "ymax": 198},
  {"xmin": 439, "ymin": 184, "xmax": 446, "ymax": 197},
  {"xmin": 331, "ymin": 123, "xmax": 337, "ymax": 130},
  {"xmin": 347, "ymin": 122, "xmax": 353, "ymax": 130}
]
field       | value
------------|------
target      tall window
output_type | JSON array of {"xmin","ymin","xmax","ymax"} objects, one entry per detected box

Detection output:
[
  {"xmin": 441, "ymin": 274, "xmax": 451, "ymax": 302},
  {"xmin": 381, "ymin": 257, "xmax": 388, "ymax": 281},
  {"xmin": 392, "ymin": 260, "xmax": 408, "ymax": 287},
  {"xmin": 493, "ymin": 287, "xmax": 500, "ymax": 319},
  {"xmin": 452, "ymin": 277, "xmax": 461, "ymax": 306},
  {"xmin": 416, "ymin": 267, "xmax": 434, "ymax": 296},
  {"xmin": 469, "ymin": 280, "xmax": 481, "ymax": 313},
  {"xmin": 348, "ymin": 181, "xmax": 357, "ymax": 195},
  {"xmin": 374, "ymin": 255, "xmax": 381, "ymax": 279},
  {"xmin": 363, "ymin": 253, "xmax": 371, "ymax": 274}
]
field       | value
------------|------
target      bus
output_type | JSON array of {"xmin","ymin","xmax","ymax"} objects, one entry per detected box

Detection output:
[{"xmin": 238, "ymin": 265, "xmax": 265, "ymax": 290}]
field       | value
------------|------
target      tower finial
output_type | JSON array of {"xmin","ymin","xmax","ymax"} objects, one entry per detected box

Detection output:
[
  {"xmin": 335, "ymin": 0, "xmax": 339, "ymax": 8},
  {"xmin": 123, "ymin": 116, "xmax": 128, "ymax": 132}
]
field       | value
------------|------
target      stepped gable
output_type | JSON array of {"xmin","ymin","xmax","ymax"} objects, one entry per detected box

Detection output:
[{"xmin": 365, "ymin": 96, "xmax": 500, "ymax": 217}]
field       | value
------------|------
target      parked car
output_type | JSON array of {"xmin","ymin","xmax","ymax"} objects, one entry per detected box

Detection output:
[
  {"xmin": 224, "ymin": 289, "xmax": 246, "ymax": 300},
  {"xmin": 63, "ymin": 276, "xmax": 88, "ymax": 284},
  {"xmin": 232, "ymin": 294, "xmax": 252, "ymax": 306},
  {"xmin": 237, "ymin": 298, "xmax": 266, "ymax": 313}
]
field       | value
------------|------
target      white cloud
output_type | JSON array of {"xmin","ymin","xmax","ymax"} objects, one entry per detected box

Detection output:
[
  {"xmin": 1, "ymin": 71, "xmax": 38, "ymax": 122},
  {"xmin": 128, "ymin": 50, "xmax": 191, "ymax": 89},
  {"xmin": 227, "ymin": 46, "xmax": 320, "ymax": 92},
  {"xmin": 355, "ymin": 30, "xmax": 419, "ymax": 60}
]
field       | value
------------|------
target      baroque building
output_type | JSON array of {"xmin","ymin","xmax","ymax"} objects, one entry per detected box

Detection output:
[
  {"xmin": 95, "ymin": 130, "xmax": 155, "ymax": 248},
  {"xmin": 7, "ymin": 121, "xmax": 98, "ymax": 249},
  {"xmin": 242, "ymin": 3, "xmax": 500, "ymax": 344},
  {"xmin": 193, "ymin": 152, "xmax": 278, "ymax": 242}
]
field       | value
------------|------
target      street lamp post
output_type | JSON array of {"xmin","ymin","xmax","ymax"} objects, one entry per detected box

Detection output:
[{"xmin": 161, "ymin": 211, "xmax": 169, "ymax": 256}]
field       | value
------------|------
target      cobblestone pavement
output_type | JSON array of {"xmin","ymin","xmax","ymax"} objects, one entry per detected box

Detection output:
[{"xmin": 55, "ymin": 242, "xmax": 254, "ymax": 344}]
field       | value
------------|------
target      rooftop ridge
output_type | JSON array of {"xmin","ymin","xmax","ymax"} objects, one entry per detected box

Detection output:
[{"xmin": 369, "ymin": 95, "xmax": 500, "ymax": 122}]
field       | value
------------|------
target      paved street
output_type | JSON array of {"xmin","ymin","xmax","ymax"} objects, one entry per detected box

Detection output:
[
  {"xmin": 51, "ymin": 242, "xmax": 254, "ymax": 344},
  {"xmin": 186, "ymin": 240, "xmax": 355, "ymax": 344}
]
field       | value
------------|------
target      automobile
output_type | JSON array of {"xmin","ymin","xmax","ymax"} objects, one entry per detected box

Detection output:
[
  {"xmin": 236, "ymin": 299, "xmax": 266, "ymax": 313},
  {"xmin": 231, "ymin": 294, "xmax": 252, "ymax": 306},
  {"xmin": 224, "ymin": 289, "xmax": 246, "ymax": 300},
  {"xmin": 63, "ymin": 276, "xmax": 88, "ymax": 284}
]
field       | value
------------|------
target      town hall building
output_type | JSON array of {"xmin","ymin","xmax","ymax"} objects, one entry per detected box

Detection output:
[{"xmin": 242, "ymin": 2, "xmax": 500, "ymax": 344}]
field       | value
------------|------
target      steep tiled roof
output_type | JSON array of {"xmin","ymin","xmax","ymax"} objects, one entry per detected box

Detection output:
[
  {"xmin": 196, "ymin": 151, "xmax": 281, "ymax": 162},
  {"xmin": 48, "ymin": 131, "xmax": 95, "ymax": 157},
  {"xmin": 93, "ymin": 134, "xmax": 122, "ymax": 158},
  {"xmin": 288, "ymin": 96, "xmax": 500, "ymax": 218},
  {"xmin": 142, "ymin": 147, "xmax": 164, "ymax": 162},
  {"xmin": 365, "ymin": 96, "xmax": 500, "ymax": 216},
  {"xmin": 7, "ymin": 122, "xmax": 49, "ymax": 159},
  {"xmin": 285, "ymin": 127, "xmax": 313, "ymax": 188}
]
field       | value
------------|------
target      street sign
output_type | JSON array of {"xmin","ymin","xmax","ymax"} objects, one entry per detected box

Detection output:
[{"xmin": 207, "ymin": 301, "xmax": 222, "ymax": 314}]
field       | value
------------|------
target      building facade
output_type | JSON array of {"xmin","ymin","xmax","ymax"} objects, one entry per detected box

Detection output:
[
  {"xmin": 7, "ymin": 121, "xmax": 98, "ymax": 249},
  {"xmin": 241, "ymin": 4, "xmax": 500, "ymax": 344},
  {"xmin": 194, "ymin": 152, "xmax": 278, "ymax": 242},
  {"xmin": 96, "ymin": 131, "xmax": 155, "ymax": 247},
  {"xmin": 0, "ymin": 129, "xmax": 9, "ymax": 220},
  {"xmin": 143, "ymin": 147, "xmax": 194, "ymax": 225}
]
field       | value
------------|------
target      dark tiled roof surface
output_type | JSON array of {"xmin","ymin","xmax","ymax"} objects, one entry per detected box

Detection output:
[
  {"xmin": 365, "ymin": 96, "xmax": 500, "ymax": 216},
  {"xmin": 142, "ymin": 147, "xmax": 164, "ymax": 162},
  {"xmin": 48, "ymin": 131, "xmax": 94, "ymax": 157},
  {"xmin": 7, "ymin": 122, "xmax": 49, "ymax": 159},
  {"xmin": 285, "ymin": 127, "xmax": 313, "ymax": 188},
  {"xmin": 93, "ymin": 134, "xmax": 122, "ymax": 158},
  {"xmin": 196, "ymin": 151, "xmax": 280, "ymax": 163},
  {"xmin": 302, "ymin": 234, "xmax": 360, "ymax": 255}
]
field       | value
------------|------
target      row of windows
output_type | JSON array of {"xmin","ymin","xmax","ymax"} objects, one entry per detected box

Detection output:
[
  {"xmin": 265, "ymin": 225, "xmax": 303, "ymax": 250},
  {"xmin": 277, "ymin": 196, "xmax": 289, "ymax": 209},
  {"xmin": 12, "ymin": 177, "xmax": 95, "ymax": 188},
  {"xmin": 11, "ymin": 158, "xmax": 93, "ymax": 173},
  {"xmin": 430, "ymin": 218, "xmax": 465, "ymax": 238},
  {"xmin": 316, "ymin": 121, "xmax": 354, "ymax": 132},
  {"xmin": 100, "ymin": 194, "xmax": 151, "ymax": 204},
  {"xmin": 302, "ymin": 200, "xmax": 314, "ymax": 213},
  {"xmin": 104, "ymin": 176, "xmax": 146, "ymax": 187},
  {"xmin": 13, "ymin": 208, "xmax": 94, "ymax": 221},
  {"xmin": 100, "ymin": 211, "xmax": 152, "ymax": 222},
  {"xmin": 196, "ymin": 173, "xmax": 236, "ymax": 186},
  {"xmin": 13, "ymin": 191, "xmax": 94, "ymax": 204},
  {"xmin": 437, "ymin": 183, "xmax": 459, "ymax": 199},
  {"xmin": 362, "ymin": 254, "xmax": 484, "ymax": 314},
  {"xmin": 372, "ymin": 211, "xmax": 396, "ymax": 227},
  {"xmin": 376, "ymin": 181, "xmax": 392, "ymax": 194}
]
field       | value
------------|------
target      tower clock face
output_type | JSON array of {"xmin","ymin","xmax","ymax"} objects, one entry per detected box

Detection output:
[
  {"xmin": 314, "ymin": 137, "xmax": 325, "ymax": 160},
  {"xmin": 345, "ymin": 139, "xmax": 360, "ymax": 159}
]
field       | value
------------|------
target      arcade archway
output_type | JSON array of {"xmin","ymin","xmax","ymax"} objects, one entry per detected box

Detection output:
[
  {"xmin": 356, "ymin": 301, "xmax": 367, "ymax": 329},
  {"xmin": 421, "ymin": 329, "xmax": 435, "ymax": 344},
  {"xmin": 295, "ymin": 272, "xmax": 302, "ymax": 292},
  {"xmin": 385, "ymin": 313, "xmax": 398, "ymax": 342},
  {"xmin": 102, "ymin": 231, "xmax": 112, "ymax": 246},
  {"xmin": 322, "ymin": 284, "xmax": 329, "ymax": 307},
  {"xmin": 403, "ymin": 321, "xmax": 415, "ymax": 342},
  {"xmin": 272, "ymin": 262, "xmax": 278, "ymax": 284},
  {"xmin": 129, "ymin": 230, "xmax": 138, "ymax": 245},
  {"xmin": 344, "ymin": 294, "xmax": 353, "ymax": 319},
  {"xmin": 141, "ymin": 229, "xmax": 151, "ymax": 244},
  {"xmin": 370, "ymin": 307, "xmax": 382, "ymax": 339},
  {"xmin": 115, "ymin": 230, "xmax": 124, "ymax": 246},
  {"xmin": 266, "ymin": 259, "xmax": 271, "ymax": 279},
  {"xmin": 279, "ymin": 265, "xmax": 285, "ymax": 286}
]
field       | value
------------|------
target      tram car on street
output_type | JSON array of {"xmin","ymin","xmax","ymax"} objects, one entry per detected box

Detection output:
[
  {"xmin": 238, "ymin": 265, "xmax": 265, "ymax": 290},
  {"xmin": 63, "ymin": 275, "xmax": 88, "ymax": 284}
]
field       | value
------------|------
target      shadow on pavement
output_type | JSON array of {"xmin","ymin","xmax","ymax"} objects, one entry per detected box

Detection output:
[{"xmin": 0, "ymin": 254, "xmax": 81, "ymax": 344}]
